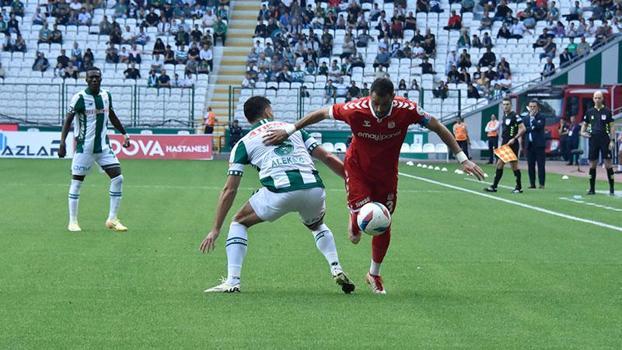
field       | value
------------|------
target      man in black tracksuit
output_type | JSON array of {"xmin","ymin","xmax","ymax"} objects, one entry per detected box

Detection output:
[
  {"xmin": 581, "ymin": 91, "xmax": 615, "ymax": 195},
  {"xmin": 485, "ymin": 98, "xmax": 526, "ymax": 193}
]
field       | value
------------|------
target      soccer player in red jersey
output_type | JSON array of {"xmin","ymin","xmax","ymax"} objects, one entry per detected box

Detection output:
[{"xmin": 264, "ymin": 78, "xmax": 484, "ymax": 294}]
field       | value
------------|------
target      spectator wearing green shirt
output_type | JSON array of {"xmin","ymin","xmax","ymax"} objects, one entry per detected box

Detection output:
[
  {"xmin": 38, "ymin": 23, "xmax": 51, "ymax": 44},
  {"xmin": 11, "ymin": 0, "xmax": 25, "ymax": 17},
  {"xmin": 0, "ymin": 18, "xmax": 7, "ymax": 34},
  {"xmin": 566, "ymin": 37, "xmax": 577, "ymax": 57},
  {"xmin": 214, "ymin": 16, "xmax": 227, "ymax": 46}
]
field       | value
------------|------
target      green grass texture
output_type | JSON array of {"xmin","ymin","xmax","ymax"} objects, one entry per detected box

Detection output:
[{"xmin": 1, "ymin": 159, "xmax": 621, "ymax": 349}]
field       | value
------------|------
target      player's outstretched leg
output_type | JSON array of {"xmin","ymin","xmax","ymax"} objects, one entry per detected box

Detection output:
[
  {"xmin": 312, "ymin": 223, "xmax": 355, "ymax": 294},
  {"xmin": 105, "ymin": 175, "xmax": 127, "ymax": 231},
  {"xmin": 68, "ymin": 178, "xmax": 83, "ymax": 232},
  {"xmin": 205, "ymin": 221, "xmax": 247, "ymax": 293},
  {"xmin": 366, "ymin": 227, "xmax": 391, "ymax": 294}
]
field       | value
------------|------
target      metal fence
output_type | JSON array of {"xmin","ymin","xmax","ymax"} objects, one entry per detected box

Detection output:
[{"xmin": 0, "ymin": 82, "xmax": 196, "ymax": 128}]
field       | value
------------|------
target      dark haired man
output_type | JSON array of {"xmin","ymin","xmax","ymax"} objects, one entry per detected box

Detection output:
[
  {"xmin": 264, "ymin": 78, "xmax": 485, "ymax": 294},
  {"xmin": 199, "ymin": 96, "xmax": 355, "ymax": 294},
  {"xmin": 524, "ymin": 99, "xmax": 546, "ymax": 189},
  {"xmin": 485, "ymin": 98, "xmax": 526, "ymax": 193}
]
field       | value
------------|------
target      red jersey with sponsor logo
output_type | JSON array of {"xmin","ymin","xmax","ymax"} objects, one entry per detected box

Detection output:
[{"xmin": 329, "ymin": 96, "xmax": 430, "ymax": 181}]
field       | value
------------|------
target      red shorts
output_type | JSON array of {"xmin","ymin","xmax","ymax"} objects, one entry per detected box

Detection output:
[{"xmin": 345, "ymin": 168, "xmax": 397, "ymax": 213}]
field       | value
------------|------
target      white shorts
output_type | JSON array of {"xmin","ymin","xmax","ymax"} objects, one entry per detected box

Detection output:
[
  {"xmin": 249, "ymin": 187, "xmax": 326, "ymax": 226},
  {"xmin": 71, "ymin": 149, "xmax": 120, "ymax": 176}
]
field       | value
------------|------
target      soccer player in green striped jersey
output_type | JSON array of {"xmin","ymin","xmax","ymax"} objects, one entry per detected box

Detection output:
[
  {"xmin": 199, "ymin": 96, "xmax": 355, "ymax": 294},
  {"xmin": 58, "ymin": 67, "xmax": 131, "ymax": 232}
]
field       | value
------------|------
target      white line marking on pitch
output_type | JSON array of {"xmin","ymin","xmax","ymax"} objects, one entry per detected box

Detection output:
[
  {"xmin": 2, "ymin": 182, "xmax": 450, "ymax": 194},
  {"xmin": 399, "ymin": 172, "xmax": 622, "ymax": 232},
  {"xmin": 463, "ymin": 177, "xmax": 514, "ymax": 190},
  {"xmin": 559, "ymin": 197, "xmax": 622, "ymax": 212}
]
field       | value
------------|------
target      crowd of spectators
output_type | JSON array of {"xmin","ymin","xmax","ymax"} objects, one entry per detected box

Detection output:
[
  {"xmin": 3, "ymin": 0, "xmax": 228, "ymax": 80},
  {"xmin": 242, "ymin": 0, "xmax": 621, "ymax": 105},
  {"xmin": 243, "ymin": 0, "xmax": 437, "ymax": 101}
]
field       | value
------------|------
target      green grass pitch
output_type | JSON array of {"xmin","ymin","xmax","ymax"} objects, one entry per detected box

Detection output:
[{"xmin": 1, "ymin": 158, "xmax": 621, "ymax": 349}]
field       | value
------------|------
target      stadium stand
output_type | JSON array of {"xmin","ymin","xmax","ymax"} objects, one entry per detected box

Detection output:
[
  {"xmin": 0, "ymin": 0, "xmax": 620, "ymax": 132},
  {"xmin": 233, "ymin": 0, "xmax": 620, "ymax": 129},
  {"xmin": 0, "ymin": 0, "xmax": 222, "ymax": 127}
]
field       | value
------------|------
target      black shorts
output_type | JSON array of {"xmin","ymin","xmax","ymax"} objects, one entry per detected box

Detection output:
[
  {"xmin": 588, "ymin": 135, "xmax": 612, "ymax": 160},
  {"xmin": 204, "ymin": 125, "xmax": 214, "ymax": 134},
  {"xmin": 500, "ymin": 139, "xmax": 519, "ymax": 160}
]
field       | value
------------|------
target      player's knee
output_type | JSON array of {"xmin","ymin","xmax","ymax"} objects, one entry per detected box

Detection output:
[{"xmin": 308, "ymin": 222, "xmax": 327, "ymax": 233}]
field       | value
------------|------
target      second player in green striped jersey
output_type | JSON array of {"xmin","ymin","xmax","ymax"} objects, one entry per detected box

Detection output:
[{"xmin": 199, "ymin": 96, "xmax": 355, "ymax": 294}]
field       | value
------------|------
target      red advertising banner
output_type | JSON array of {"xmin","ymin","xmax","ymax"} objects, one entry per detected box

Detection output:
[
  {"xmin": 108, "ymin": 134, "xmax": 213, "ymax": 160},
  {"xmin": 0, "ymin": 123, "xmax": 19, "ymax": 131}
]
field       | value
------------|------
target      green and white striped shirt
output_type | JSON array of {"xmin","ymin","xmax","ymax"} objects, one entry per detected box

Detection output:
[
  {"xmin": 68, "ymin": 88, "xmax": 113, "ymax": 154},
  {"xmin": 228, "ymin": 119, "xmax": 323, "ymax": 193}
]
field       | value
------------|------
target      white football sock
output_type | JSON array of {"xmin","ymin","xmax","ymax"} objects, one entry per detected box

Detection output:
[
  {"xmin": 68, "ymin": 179, "xmax": 82, "ymax": 223},
  {"xmin": 107, "ymin": 175, "xmax": 123, "ymax": 221},
  {"xmin": 226, "ymin": 221, "xmax": 248, "ymax": 285},
  {"xmin": 618, "ymin": 164, "xmax": 622, "ymax": 171},
  {"xmin": 369, "ymin": 260, "xmax": 382, "ymax": 276},
  {"xmin": 312, "ymin": 224, "xmax": 342, "ymax": 274}
]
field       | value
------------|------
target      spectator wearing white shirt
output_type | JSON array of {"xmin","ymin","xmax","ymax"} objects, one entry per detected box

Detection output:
[
  {"xmin": 77, "ymin": 8, "xmax": 91, "ymax": 26},
  {"xmin": 179, "ymin": 72, "xmax": 195, "ymax": 88},
  {"xmin": 199, "ymin": 44, "xmax": 213, "ymax": 72},
  {"xmin": 129, "ymin": 44, "xmax": 142, "ymax": 64},
  {"xmin": 118, "ymin": 46, "xmax": 130, "ymax": 64},
  {"xmin": 157, "ymin": 18, "xmax": 170, "ymax": 35},
  {"xmin": 445, "ymin": 50, "xmax": 458, "ymax": 74},
  {"xmin": 122, "ymin": 25, "xmax": 134, "ymax": 44},
  {"xmin": 33, "ymin": 7, "xmax": 46, "ymax": 25},
  {"xmin": 151, "ymin": 53, "xmax": 163, "ymax": 73},
  {"xmin": 412, "ymin": 42, "xmax": 425, "ymax": 58},
  {"xmin": 202, "ymin": 9, "xmax": 216, "ymax": 29},
  {"xmin": 510, "ymin": 19, "xmax": 530, "ymax": 39},
  {"xmin": 69, "ymin": 0, "xmax": 82, "ymax": 13}
]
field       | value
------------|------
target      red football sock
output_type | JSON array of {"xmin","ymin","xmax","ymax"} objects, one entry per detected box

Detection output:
[{"xmin": 371, "ymin": 226, "xmax": 391, "ymax": 264}]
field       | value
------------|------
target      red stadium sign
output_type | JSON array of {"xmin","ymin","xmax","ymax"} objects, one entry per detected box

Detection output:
[{"xmin": 108, "ymin": 134, "xmax": 213, "ymax": 160}]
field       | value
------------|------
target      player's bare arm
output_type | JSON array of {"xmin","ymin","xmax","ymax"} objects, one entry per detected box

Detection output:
[
  {"xmin": 263, "ymin": 107, "xmax": 330, "ymax": 145},
  {"xmin": 200, "ymin": 175, "xmax": 242, "ymax": 253},
  {"xmin": 108, "ymin": 109, "xmax": 131, "ymax": 148},
  {"xmin": 58, "ymin": 111, "xmax": 75, "ymax": 158},
  {"xmin": 427, "ymin": 117, "xmax": 485, "ymax": 180},
  {"xmin": 311, "ymin": 146, "xmax": 345, "ymax": 179}
]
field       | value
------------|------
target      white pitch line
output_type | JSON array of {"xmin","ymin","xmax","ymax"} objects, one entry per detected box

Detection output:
[
  {"xmin": 559, "ymin": 197, "xmax": 622, "ymax": 212},
  {"xmin": 398, "ymin": 172, "xmax": 622, "ymax": 232},
  {"xmin": 2, "ymin": 182, "xmax": 450, "ymax": 194},
  {"xmin": 463, "ymin": 177, "xmax": 514, "ymax": 190}
]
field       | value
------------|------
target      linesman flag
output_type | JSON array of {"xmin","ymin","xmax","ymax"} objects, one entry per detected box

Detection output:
[{"xmin": 494, "ymin": 144, "xmax": 518, "ymax": 163}]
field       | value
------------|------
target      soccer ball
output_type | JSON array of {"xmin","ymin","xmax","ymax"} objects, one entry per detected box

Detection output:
[{"xmin": 357, "ymin": 202, "xmax": 392, "ymax": 236}]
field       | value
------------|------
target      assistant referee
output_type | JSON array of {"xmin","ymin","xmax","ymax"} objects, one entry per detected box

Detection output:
[{"xmin": 581, "ymin": 91, "xmax": 616, "ymax": 195}]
